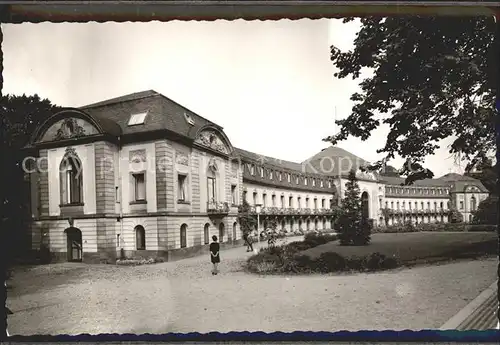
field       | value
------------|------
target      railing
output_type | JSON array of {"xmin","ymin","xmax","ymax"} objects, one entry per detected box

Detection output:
[
  {"xmin": 247, "ymin": 206, "xmax": 338, "ymax": 216},
  {"xmin": 207, "ymin": 200, "xmax": 230, "ymax": 215}
]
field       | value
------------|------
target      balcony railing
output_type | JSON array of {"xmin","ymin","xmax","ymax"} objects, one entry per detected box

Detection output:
[
  {"xmin": 247, "ymin": 206, "xmax": 338, "ymax": 216},
  {"xmin": 207, "ymin": 200, "xmax": 230, "ymax": 215}
]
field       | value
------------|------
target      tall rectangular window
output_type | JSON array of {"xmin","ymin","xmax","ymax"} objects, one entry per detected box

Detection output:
[
  {"xmin": 253, "ymin": 192, "xmax": 257, "ymax": 205},
  {"xmin": 289, "ymin": 196, "xmax": 293, "ymax": 207},
  {"xmin": 133, "ymin": 173, "xmax": 146, "ymax": 201},
  {"xmin": 322, "ymin": 199, "xmax": 325, "ymax": 208},
  {"xmin": 262, "ymin": 193, "xmax": 267, "ymax": 207},
  {"xmin": 231, "ymin": 185, "xmax": 237, "ymax": 205},
  {"xmin": 271, "ymin": 195, "xmax": 276, "ymax": 206},
  {"xmin": 177, "ymin": 174, "xmax": 188, "ymax": 202},
  {"xmin": 281, "ymin": 195, "xmax": 285, "ymax": 208},
  {"xmin": 207, "ymin": 176, "xmax": 216, "ymax": 203}
]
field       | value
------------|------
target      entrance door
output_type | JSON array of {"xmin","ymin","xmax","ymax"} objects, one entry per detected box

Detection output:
[{"xmin": 66, "ymin": 227, "xmax": 82, "ymax": 262}]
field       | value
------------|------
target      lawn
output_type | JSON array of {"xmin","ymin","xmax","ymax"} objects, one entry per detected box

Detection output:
[{"xmin": 302, "ymin": 232, "xmax": 498, "ymax": 264}]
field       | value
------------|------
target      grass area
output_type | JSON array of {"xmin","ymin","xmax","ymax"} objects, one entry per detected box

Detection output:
[{"xmin": 302, "ymin": 232, "xmax": 498, "ymax": 265}]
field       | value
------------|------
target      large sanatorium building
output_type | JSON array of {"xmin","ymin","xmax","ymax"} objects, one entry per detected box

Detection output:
[{"xmin": 24, "ymin": 90, "xmax": 490, "ymax": 263}]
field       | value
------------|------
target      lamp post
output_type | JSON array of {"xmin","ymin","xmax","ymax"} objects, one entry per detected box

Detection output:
[{"xmin": 255, "ymin": 204, "xmax": 262, "ymax": 243}]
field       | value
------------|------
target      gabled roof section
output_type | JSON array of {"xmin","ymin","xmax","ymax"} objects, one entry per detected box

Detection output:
[
  {"xmin": 79, "ymin": 90, "xmax": 224, "ymax": 140},
  {"xmin": 437, "ymin": 173, "xmax": 489, "ymax": 193},
  {"xmin": 29, "ymin": 108, "xmax": 122, "ymax": 146}
]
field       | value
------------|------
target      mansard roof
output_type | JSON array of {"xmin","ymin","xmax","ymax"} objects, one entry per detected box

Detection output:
[
  {"xmin": 234, "ymin": 147, "xmax": 323, "ymax": 176},
  {"xmin": 80, "ymin": 90, "xmax": 226, "ymax": 142}
]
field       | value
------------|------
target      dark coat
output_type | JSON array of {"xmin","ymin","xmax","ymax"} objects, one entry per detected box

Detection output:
[{"xmin": 209, "ymin": 242, "xmax": 220, "ymax": 263}]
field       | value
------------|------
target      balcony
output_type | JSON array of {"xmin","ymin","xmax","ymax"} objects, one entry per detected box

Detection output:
[{"xmin": 207, "ymin": 200, "xmax": 230, "ymax": 216}]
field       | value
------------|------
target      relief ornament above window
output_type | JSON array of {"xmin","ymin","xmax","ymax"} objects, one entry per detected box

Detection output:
[
  {"xmin": 176, "ymin": 153, "xmax": 189, "ymax": 166},
  {"xmin": 195, "ymin": 130, "xmax": 229, "ymax": 154},
  {"xmin": 129, "ymin": 149, "xmax": 147, "ymax": 163},
  {"xmin": 54, "ymin": 118, "xmax": 86, "ymax": 141}
]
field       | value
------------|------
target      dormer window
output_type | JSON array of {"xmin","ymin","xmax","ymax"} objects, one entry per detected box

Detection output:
[
  {"xmin": 250, "ymin": 165, "xmax": 255, "ymax": 175},
  {"xmin": 304, "ymin": 178, "xmax": 308, "ymax": 186},
  {"xmin": 312, "ymin": 179, "xmax": 316, "ymax": 187},
  {"xmin": 260, "ymin": 168, "xmax": 264, "ymax": 178},
  {"xmin": 128, "ymin": 112, "xmax": 148, "ymax": 126},
  {"xmin": 269, "ymin": 171, "xmax": 273, "ymax": 180},
  {"xmin": 184, "ymin": 112, "xmax": 195, "ymax": 126}
]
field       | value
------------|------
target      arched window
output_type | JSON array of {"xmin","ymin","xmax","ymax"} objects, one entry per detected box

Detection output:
[
  {"xmin": 470, "ymin": 196, "xmax": 477, "ymax": 211},
  {"xmin": 135, "ymin": 225, "xmax": 146, "ymax": 250},
  {"xmin": 204, "ymin": 223, "xmax": 210, "ymax": 244},
  {"xmin": 361, "ymin": 192, "xmax": 369, "ymax": 218},
  {"xmin": 59, "ymin": 152, "xmax": 83, "ymax": 205},
  {"xmin": 233, "ymin": 222, "xmax": 238, "ymax": 241},
  {"xmin": 180, "ymin": 223, "xmax": 188, "ymax": 248}
]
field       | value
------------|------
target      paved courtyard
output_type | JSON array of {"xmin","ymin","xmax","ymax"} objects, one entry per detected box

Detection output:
[{"xmin": 6, "ymin": 237, "xmax": 497, "ymax": 335}]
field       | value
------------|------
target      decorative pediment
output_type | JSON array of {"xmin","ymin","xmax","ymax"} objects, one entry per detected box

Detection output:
[
  {"xmin": 40, "ymin": 118, "xmax": 99, "ymax": 143},
  {"xmin": 195, "ymin": 130, "xmax": 230, "ymax": 155}
]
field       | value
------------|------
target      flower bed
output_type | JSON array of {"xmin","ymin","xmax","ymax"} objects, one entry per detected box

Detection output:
[
  {"xmin": 247, "ymin": 232, "xmax": 497, "ymax": 275},
  {"xmin": 246, "ymin": 232, "xmax": 338, "ymax": 274}
]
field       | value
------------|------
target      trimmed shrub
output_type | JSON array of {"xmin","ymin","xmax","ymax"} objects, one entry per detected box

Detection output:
[
  {"xmin": 317, "ymin": 252, "xmax": 347, "ymax": 272},
  {"xmin": 304, "ymin": 232, "xmax": 338, "ymax": 247}
]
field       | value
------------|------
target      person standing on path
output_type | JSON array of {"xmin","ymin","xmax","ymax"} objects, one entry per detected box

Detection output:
[
  {"xmin": 243, "ymin": 231, "xmax": 254, "ymax": 252},
  {"xmin": 209, "ymin": 235, "xmax": 220, "ymax": 275}
]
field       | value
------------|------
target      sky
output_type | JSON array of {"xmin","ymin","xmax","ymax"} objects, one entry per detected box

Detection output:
[{"xmin": 2, "ymin": 19, "xmax": 464, "ymax": 177}]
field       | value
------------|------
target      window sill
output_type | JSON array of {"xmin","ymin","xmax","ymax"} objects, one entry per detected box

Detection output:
[
  {"xmin": 177, "ymin": 200, "xmax": 191, "ymax": 205},
  {"xmin": 130, "ymin": 200, "xmax": 147, "ymax": 205},
  {"xmin": 137, "ymin": 248, "xmax": 145, "ymax": 251},
  {"xmin": 60, "ymin": 203, "xmax": 84, "ymax": 207}
]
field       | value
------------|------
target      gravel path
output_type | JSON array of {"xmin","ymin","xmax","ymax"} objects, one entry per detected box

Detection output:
[{"xmin": 6, "ymin": 237, "xmax": 497, "ymax": 335}]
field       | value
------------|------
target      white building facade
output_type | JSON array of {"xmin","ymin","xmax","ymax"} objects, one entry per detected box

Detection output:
[{"xmin": 25, "ymin": 90, "xmax": 490, "ymax": 263}]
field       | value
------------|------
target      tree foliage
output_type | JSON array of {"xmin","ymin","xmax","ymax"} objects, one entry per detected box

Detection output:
[
  {"xmin": 326, "ymin": 17, "xmax": 497, "ymax": 183},
  {"xmin": 336, "ymin": 170, "xmax": 371, "ymax": 245},
  {"xmin": 237, "ymin": 200, "xmax": 257, "ymax": 235},
  {"xmin": 464, "ymin": 158, "xmax": 497, "ymax": 195},
  {"xmin": 472, "ymin": 196, "xmax": 498, "ymax": 225},
  {"xmin": 0, "ymin": 94, "xmax": 60, "ymax": 256}
]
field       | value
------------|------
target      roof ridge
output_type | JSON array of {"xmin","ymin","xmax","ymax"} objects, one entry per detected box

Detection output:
[{"xmin": 80, "ymin": 90, "xmax": 159, "ymax": 109}]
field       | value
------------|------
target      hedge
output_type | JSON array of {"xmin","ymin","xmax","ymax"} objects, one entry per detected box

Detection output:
[{"xmin": 373, "ymin": 223, "xmax": 496, "ymax": 234}]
